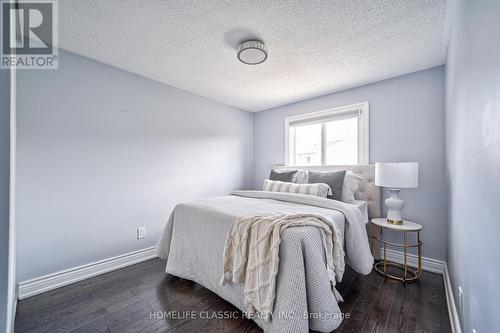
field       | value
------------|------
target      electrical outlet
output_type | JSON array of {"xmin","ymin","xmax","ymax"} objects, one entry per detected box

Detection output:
[
  {"xmin": 137, "ymin": 227, "xmax": 146, "ymax": 239},
  {"xmin": 458, "ymin": 286, "xmax": 464, "ymax": 314}
]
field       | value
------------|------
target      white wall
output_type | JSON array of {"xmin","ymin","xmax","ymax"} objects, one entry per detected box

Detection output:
[
  {"xmin": 446, "ymin": 0, "xmax": 500, "ymax": 331},
  {"xmin": 0, "ymin": 67, "xmax": 11, "ymax": 332},
  {"xmin": 16, "ymin": 49, "xmax": 254, "ymax": 281},
  {"xmin": 253, "ymin": 66, "xmax": 447, "ymax": 260},
  {"xmin": 15, "ymin": 48, "xmax": 448, "ymax": 286}
]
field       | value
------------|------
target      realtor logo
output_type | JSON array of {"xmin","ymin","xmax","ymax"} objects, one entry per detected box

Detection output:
[{"xmin": 1, "ymin": 0, "xmax": 58, "ymax": 69}]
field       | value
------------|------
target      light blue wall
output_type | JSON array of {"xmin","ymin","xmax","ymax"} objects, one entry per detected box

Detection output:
[
  {"xmin": 16, "ymin": 49, "xmax": 254, "ymax": 281},
  {"xmin": 253, "ymin": 66, "xmax": 447, "ymax": 260},
  {"xmin": 1, "ymin": 68, "xmax": 11, "ymax": 333},
  {"xmin": 445, "ymin": 0, "xmax": 500, "ymax": 331}
]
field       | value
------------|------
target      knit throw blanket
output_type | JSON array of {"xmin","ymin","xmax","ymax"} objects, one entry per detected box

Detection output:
[{"xmin": 221, "ymin": 213, "xmax": 345, "ymax": 320}]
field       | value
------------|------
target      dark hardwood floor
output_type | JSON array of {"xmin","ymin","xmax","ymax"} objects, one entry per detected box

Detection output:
[{"xmin": 15, "ymin": 258, "xmax": 451, "ymax": 333}]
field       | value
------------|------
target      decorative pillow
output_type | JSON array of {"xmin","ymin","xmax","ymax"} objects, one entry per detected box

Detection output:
[
  {"xmin": 269, "ymin": 169, "xmax": 298, "ymax": 183},
  {"xmin": 262, "ymin": 179, "xmax": 331, "ymax": 198},
  {"xmin": 307, "ymin": 170, "xmax": 346, "ymax": 201},
  {"xmin": 341, "ymin": 171, "xmax": 363, "ymax": 202},
  {"xmin": 294, "ymin": 169, "xmax": 308, "ymax": 184}
]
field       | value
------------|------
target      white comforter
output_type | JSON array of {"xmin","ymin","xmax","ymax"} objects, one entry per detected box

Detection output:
[{"xmin": 157, "ymin": 190, "xmax": 374, "ymax": 332}]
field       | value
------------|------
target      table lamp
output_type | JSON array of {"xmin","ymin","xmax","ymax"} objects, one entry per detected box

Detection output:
[{"xmin": 375, "ymin": 162, "xmax": 419, "ymax": 224}]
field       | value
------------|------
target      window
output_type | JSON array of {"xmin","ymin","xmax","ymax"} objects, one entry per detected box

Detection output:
[{"xmin": 285, "ymin": 102, "xmax": 369, "ymax": 166}]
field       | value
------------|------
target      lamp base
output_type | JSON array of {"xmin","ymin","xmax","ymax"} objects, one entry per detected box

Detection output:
[
  {"xmin": 387, "ymin": 219, "xmax": 403, "ymax": 225},
  {"xmin": 385, "ymin": 189, "xmax": 405, "ymax": 224}
]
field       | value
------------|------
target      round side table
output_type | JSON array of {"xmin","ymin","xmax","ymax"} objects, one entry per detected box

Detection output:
[{"xmin": 371, "ymin": 218, "xmax": 423, "ymax": 283}]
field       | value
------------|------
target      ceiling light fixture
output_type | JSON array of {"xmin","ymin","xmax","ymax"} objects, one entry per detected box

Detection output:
[{"xmin": 237, "ymin": 40, "xmax": 268, "ymax": 65}]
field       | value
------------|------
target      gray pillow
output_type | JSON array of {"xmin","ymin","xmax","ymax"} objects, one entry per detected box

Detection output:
[
  {"xmin": 307, "ymin": 170, "xmax": 346, "ymax": 201},
  {"xmin": 269, "ymin": 169, "xmax": 298, "ymax": 183}
]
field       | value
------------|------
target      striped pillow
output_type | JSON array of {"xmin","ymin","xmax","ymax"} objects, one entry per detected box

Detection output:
[{"xmin": 262, "ymin": 179, "xmax": 332, "ymax": 198}]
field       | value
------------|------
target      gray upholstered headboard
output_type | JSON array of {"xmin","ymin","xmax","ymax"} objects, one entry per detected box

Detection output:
[{"xmin": 272, "ymin": 164, "xmax": 381, "ymax": 219}]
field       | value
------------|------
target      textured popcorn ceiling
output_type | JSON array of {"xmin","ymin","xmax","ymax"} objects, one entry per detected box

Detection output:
[{"xmin": 58, "ymin": 1, "xmax": 447, "ymax": 112}]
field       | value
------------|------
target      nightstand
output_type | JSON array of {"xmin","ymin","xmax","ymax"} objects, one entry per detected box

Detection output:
[{"xmin": 371, "ymin": 218, "xmax": 423, "ymax": 283}]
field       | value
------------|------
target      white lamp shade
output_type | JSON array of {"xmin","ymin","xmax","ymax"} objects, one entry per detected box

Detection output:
[{"xmin": 375, "ymin": 162, "xmax": 419, "ymax": 188}]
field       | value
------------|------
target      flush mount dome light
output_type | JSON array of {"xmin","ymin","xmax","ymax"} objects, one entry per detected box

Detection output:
[{"xmin": 237, "ymin": 40, "xmax": 268, "ymax": 65}]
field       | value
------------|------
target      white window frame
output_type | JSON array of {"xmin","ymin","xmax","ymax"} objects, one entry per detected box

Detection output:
[{"xmin": 285, "ymin": 102, "xmax": 369, "ymax": 166}]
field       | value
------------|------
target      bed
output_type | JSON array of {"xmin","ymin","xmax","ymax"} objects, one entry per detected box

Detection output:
[{"xmin": 157, "ymin": 164, "xmax": 381, "ymax": 332}]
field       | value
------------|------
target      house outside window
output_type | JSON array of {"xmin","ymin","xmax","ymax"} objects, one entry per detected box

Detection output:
[{"xmin": 285, "ymin": 102, "xmax": 369, "ymax": 166}]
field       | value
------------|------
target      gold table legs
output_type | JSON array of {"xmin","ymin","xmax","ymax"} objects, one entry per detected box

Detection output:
[{"xmin": 372, "ymin": 230, "xmax": 423, "ymax": 283}]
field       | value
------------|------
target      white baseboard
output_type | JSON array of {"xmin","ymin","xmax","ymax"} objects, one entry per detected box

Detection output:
[
  {"xmin": 16, "ymin": 246, "xmax": 462, "ymax": 333},
  {"xmin": 380, "ymin": 249, "xmax": 461, "ymax": 333},
  {"xmin": 7, "ymin": 299, "xmax": 16, "ymax": 333},
  {"xmin": 18, "ymin": 246, "xmax": 158, "ymax": 300},
  {"xmin": 443, "ymin": 264, "xmax": 462, "ymax": 333},
  {"xmin": 383, "ymin": 248, "xmax": 445, "ymax": 274}
]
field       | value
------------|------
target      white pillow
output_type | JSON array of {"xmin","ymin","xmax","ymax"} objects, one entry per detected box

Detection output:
[
  {"xmin": 342, "ymin": 171, "xmax": 363, "ymax": 202},
  {"xmin": 294, "ymin": 169, "xmax": 308, "ymax": 184},
  {"xmin": 263, "ymin": 179, "xmax": 331, "ymax": 198}
]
